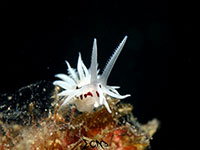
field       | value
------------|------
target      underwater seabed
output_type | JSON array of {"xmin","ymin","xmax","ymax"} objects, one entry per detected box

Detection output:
[{"xmin": 0, "ymin": 81, "xmax": 159, "ymax": 150}]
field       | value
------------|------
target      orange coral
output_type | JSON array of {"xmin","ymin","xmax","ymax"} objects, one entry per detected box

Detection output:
[
  {"xmin": 0, "ymin": 36, "xmax": 159, "ymax": 149},
  {"xmin": 0, "ymin": 89, "xmax": 159, "ymax": 150}
]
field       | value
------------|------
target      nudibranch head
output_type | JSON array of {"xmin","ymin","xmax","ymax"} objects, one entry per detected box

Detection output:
[{"xmin": 53, "ymin": 36, "xmax": 130, "ymax": 113}]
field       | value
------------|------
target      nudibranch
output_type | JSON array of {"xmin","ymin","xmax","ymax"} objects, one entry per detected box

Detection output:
[{"xmin": 53, "ymin": 36, "xmax": 130, "ymax": 113}]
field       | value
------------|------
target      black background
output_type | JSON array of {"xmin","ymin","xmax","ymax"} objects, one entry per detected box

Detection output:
[{"xmin": 0, "ymin": 1, "xmax": 195, "ymax": 150}]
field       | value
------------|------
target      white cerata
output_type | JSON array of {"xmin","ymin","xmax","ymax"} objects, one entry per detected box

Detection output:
[{"xmin": 53, "ymin": 36, "xmax": 130, "ymax": 113}]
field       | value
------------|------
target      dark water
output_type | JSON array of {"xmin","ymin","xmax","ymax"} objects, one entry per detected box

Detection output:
[{"xmin": 0, "ymin": 1, "xmax": 195, "ymax": 149}]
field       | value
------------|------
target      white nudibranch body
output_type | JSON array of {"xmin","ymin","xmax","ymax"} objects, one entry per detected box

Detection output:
[{"xmin": 53, "ymin": 36, "xmax": 130, "ymax": 113}]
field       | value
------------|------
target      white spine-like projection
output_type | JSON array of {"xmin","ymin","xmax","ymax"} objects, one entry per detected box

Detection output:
[{"xmin": 53, "ymin": 36, "xmax": 130, "ymax": 113}]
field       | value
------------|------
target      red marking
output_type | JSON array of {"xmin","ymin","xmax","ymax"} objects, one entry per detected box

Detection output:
[
  {"xmin": 87, "ymin": 92, "xmax": 93, "ymax": 97},
  {"xmin": 96, "ymin": 91, "xmax": 100, "ymax": 97},
  {"xmin": 83, "ymin": 91, "xmax": 94, "ymax": 99},
  {"xmin": 80, "ymin": 95, "xmax": 83, "ymax": 100}
]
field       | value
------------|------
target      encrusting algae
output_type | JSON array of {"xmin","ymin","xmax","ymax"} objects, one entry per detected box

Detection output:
[{"xmin": 0, "ymin": 84, "xmax": 159, "ymax": 150}]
